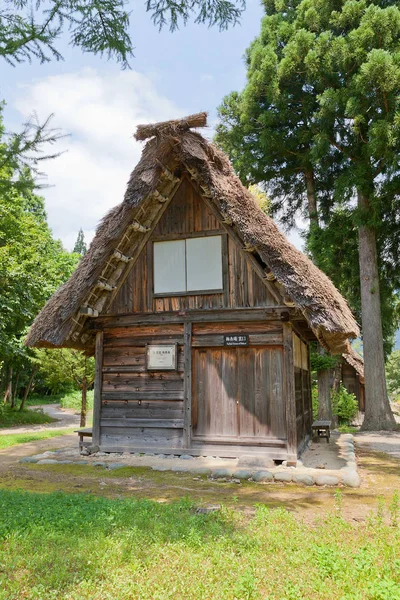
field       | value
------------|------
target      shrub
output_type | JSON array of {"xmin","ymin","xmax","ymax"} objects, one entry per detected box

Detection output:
[{"xmin": 312, "ymin": 384, "xmax": 358, "ymax": 425}]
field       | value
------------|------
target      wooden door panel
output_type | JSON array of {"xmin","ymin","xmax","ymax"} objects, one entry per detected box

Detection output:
[{"xmin": 192, "ymin": 346, "xmax": 285, "ymax": 441}]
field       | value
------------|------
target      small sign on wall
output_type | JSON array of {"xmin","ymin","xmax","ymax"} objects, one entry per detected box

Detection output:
[
  {"xmin": 224, "ymin": 334, "xmax": 249, "ymax": 347},
  {"xmin": 146, "ymin": 344, "xmax": 177, "ymax": 370}
]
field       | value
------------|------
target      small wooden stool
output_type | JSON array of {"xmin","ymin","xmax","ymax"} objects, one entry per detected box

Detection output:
[
  {"xmin": 311, "ymin": 420, "xmax": 331, "ymax": 443},
  {"xmin": 75, "ymin": 428, "xmax": 93, "ymax": 451}
]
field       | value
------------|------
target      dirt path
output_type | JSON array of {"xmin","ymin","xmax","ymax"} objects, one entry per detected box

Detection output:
[
  {"xmin": 0, "ymin": 404, "xmax": 81, "ymax": 435},
  {"xmin": 354, "ymin": 431, "xmax": 400, "ymax": 460}
]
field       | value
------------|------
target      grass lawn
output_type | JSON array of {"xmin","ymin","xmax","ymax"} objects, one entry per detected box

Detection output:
[
  {"xmin": 0, "ymin": 429, "xmax": 75, "ymax": 450},
  {"xmin": 0, "ymin": 490, "xmax": 399, "ymax": 600},
  {"xmin": 0, "ymin": 405, "xmax": 55, "ymax": 429}
]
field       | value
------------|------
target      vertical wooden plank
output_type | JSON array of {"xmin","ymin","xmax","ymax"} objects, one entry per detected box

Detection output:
[
  {"xmin": 283, "ymin": 322, "xmax": 297, "ymax": 465},
  {"xmin": 92, "ymin": 331, "xmax": 104, "ymax": 448},
  {"xmin": 183, "ymin": 321, "xmax": 192, "ymax": 448},
  {"xmin": 238, "ymin": 348, "xmax": 255, "ymax": 437},
  {"xmin": 254, "ymin": 348, "xmax": 270, "ymax": 437},
  {"xmin": 221, "ymin": 349, "xmax": 238, "ymax": 436},
  {"xmin": 222, "ymin": 234, "xmax": 229, "ymax": 308}
]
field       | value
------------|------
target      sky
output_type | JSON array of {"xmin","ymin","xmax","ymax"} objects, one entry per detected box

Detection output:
[{"xmin": 2, "ymin": 0, "xmax": 302, "ymax": 251}]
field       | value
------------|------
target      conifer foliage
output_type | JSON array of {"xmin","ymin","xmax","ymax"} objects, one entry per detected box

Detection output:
[{"xmin": 217, "ymin": 0, "xmax": 400, "ymax": 430}]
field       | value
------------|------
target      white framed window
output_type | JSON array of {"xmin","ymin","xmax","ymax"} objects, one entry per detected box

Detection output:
[{"xmin": 153, "ymin": 235, "xmax": 223, "ymax": 295}]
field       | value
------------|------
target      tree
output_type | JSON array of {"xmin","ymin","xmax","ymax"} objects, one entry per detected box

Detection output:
[
  {"xmin": 0, "ymin": 108, "xmax": 79, "ymax": 404},
  {"xmin": 386, "ymin": 350, "xmax": 400, "ymax": 399},
  {"xmin": 73, "ymin": 228, "xmax": 87, "ymax": 257},
  {"xmin": 0, "ymin": 0, "xmax": 244, "ymax": 68},
  {"xmin": 216, "ymin": 0, "xmax": 400, "ymax": 430},
  {"xmin": 35, "ymin": 349, "xmax": 95, "ymax": 426}
]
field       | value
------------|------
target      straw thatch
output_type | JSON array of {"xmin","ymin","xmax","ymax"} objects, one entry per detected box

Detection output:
[
  {"xmin": 26, "ymin": 113, "xmax": 359, "ymax": 353},
  {"xmin": 343, "ymin": 344, "xmax": 365, "ymax": 383}
]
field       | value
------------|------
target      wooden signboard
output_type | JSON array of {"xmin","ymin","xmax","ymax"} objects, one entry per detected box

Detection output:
[
  {"xmin": 224, "ymin": 334, "xmax": 249, "ymax": 347},
  {"xmin": 146, "ymin": 344, "xmax": 178, "ymax": 370}
]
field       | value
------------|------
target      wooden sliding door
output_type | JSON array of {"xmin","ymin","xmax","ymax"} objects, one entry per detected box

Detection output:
[{"xmin": 192, "ymin": 346, "xmax": 285, "ymax": 443}]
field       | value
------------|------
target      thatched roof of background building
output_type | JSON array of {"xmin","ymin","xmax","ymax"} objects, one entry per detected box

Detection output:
[
  {"xmin": 343, "ymin": 345, "xmax": 365, "ymax": 383},
  {"xmin": 26, "ymin": 113, "xmax": 359, "ymax": 353}
]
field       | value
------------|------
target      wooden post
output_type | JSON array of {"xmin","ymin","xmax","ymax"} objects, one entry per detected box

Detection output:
[
  {"xmin": 92, "ymin": 331, "xmax": 104, "ymax": 449},
  {"xmin": 183, "ymin": 322, "xmax": 192, "ymax": 449},
  {"xmin": 283, "ymin": 323, "xmax": 297, "ymax": 466}
]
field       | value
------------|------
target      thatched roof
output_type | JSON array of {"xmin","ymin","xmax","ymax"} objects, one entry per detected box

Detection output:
[
  {"xmin": 343, "ymin": 345, "xmax": 365, "ymax": 383},
  {"xmin": 26, "ymin": 113, "xmax": 359, "ymax": 353}
]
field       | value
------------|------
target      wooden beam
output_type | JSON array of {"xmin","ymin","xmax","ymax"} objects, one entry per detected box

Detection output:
[
  {"xmin": 88, "ymin": 307, "xmax": 296, "ymax": 330},
  {"xmin": 283, "ymin": 322, "xmax": 297, "ymax": 465},
  {"xmin": 153, "ymin": 189, "xmax": 169, "ymax": 203},
  {"xmin": 129, "ymin": 221, "xmax": 150, "ymax": 233},
  {"xmin": 113, "ymin": 250, "xmax": 131, "ymax": 263},
  {"xmin": 95, "ymin": 281, "xmax": 115, "ymax": 292},
  {"xmin": 183, "ymin": 322, "xmax": 192, "ymax": 449},
  {"xmin": 264, "ymin": 272, "xmax": 276, "ymax": 281},
  {"xmin": 79, "ymin": 306, "xmax": 99, "ymax": 317},
  {"xmin": 92, "ymin": 331, "xmax": 104, "ymax": 448}
]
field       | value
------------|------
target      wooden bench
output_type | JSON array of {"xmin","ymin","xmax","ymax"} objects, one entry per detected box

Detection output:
[
  {"xmin": 311, "ymin": 420, "xmax": 331, "ymax": 443},
  {"xmin": 75, "ymin": 428, "xmax": 93, "ymax": 452}
]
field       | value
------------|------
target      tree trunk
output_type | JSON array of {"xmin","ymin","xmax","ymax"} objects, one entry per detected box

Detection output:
[
  {"xmin": 19, "ymin": 366, "xmax": 38, "ymax": 412},
  {"xmin": 11, "ymin": 373, "xmax": 19, "ymax": 408},
  {"xmin": 305, "ymin": 170, "xmax": 319, "ymax": 229},
  {"xmin": 3, "ymin": 367, "xmax": 12, "ymax": 404},
  {"xmin": 358, "ymin": 192, "xmax": 395, "ymax": 430},
  {"xmin": 80, "ymin": 377, "xmax": 87, "ymax": 428}
]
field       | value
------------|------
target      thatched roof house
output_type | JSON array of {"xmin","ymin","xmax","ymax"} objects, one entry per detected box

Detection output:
[
  {"xmin": 26, "ymin": 112, "xmax": 358, "ymax": 355},
  {"xmin": 342, "ymin": 344, "xmax": 365, "ymax": 411}
]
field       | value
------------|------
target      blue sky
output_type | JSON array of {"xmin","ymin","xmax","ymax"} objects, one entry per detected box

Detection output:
[{"xmin": 2, "ymin": 0, "xmax": 286, "ymax": 250}]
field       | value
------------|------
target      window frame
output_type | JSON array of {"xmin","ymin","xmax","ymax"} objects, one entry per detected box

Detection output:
[{"xmin": 149, "ymin": 231, "xmax": 227, "ymax": 298}]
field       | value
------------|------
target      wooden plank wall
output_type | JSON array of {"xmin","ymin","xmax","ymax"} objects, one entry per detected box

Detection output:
[
  {"xmin": 293, "ymin": 333, "xmax": 312, "ymax": 449},
  {"xmin": 107, "ymin": 178, "xmax": 277, "ymax": 315},
  {"xmin": 191, "ymin": 322, "xmax": 286, "ymax": 448},
  {"xmin": 100, "ymin": 324, "xmax": 185, "ymax": 449}
]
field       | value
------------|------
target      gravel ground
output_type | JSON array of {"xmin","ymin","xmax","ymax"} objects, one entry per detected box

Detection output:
[
  {"xmin": 354, "ymin": 431, "xmax": 400, "ymax": 460},
  {"xmin": 0, "ymin": 404, "xmax": 80, "ymax": 435}
]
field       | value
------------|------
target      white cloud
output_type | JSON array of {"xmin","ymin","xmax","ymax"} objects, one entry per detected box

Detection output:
[{"xmin": 15, "ymin": 68, "xmax": 186, "ymax": 250}]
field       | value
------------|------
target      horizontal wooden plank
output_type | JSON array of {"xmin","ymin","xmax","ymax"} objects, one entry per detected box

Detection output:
[
  {"xmin": 103, "ymin": 371, "xmax": 184, "ymax": 385},
  {"xmin": 101, "ymin": 400, "xmax": 183, "ymax": 410},
  {"xmin": 105, "ymin": 324, "xmax": 184, "ymax": 338},
  {"xmin": 100, "ymin": 418, "xmax": 184, "ymax": 429},
  {"xmin": 102, "ymin": 391, "xmax": 185, "ymax": 401},
  {"xmin": 100, "ymin": 429, "xmax": 183, "ymax": 447},
  {"xmin": 90, "ymin": 307, "xmax": 297, "ymax": 330},
  {"xmin": 98, "ymin": 445, "xmax": 289, "ymax": 459},
  {"xmin": 192, "ymin": 333, "xmax": 283, "ymax": 347},
  {"xmin": 192, "ymin": 322, "xmax": 282, "ymax": 335},
  {"xmin": 103, "ymin": 380, "xmax": 183, "ymax": 394},
  {"xmin": 191, "ymin": 435, "xmax": 286, "ymax": 447},
  {"xmin": 103, "ymin": 336, "xmax": 184, "ymax": 348},
  {"xmin": 103, "ymin": 346, "xmax": 184, "ymax": 369}
]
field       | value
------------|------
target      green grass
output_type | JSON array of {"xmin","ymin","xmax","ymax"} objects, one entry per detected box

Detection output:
[
  {"xmin": 0, "ymin": 429, "xmax": 75, "ymax": 450},
  {"xmin": 0, "ymin": 490, "xmax": 399, "ymax": 600},
  {"xmin": 28, "ymin": 389, "xmax": 94, "ymax": 411},
  {"xmin": 338, "ymin": 424, "xmax": 359, "ymax": 434},
  {"xmin": 0, "ymin": 405, "xmax": 55, "ymax": 429}
]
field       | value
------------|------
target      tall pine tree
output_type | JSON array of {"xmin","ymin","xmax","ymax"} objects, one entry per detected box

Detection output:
[
  {"xmin": 73, "ymin": 228, "xmax": 87, "ymax": 257},
  {"xmin": 216, "ymin": 0, "xmax": 400, "ymax": 430}
]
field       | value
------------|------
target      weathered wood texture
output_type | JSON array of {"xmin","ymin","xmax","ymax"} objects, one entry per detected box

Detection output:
[
  {"xmin": 107, "ymin": 178, "xmax": 278, "ymax": 315},
  {"xmin": 192, "ymin": 345, "xmax": 286, "ymax": 442},
  {"xmin": 283, "ymin": 323, "xmax": 297, "ymax": 463},
  {"xmin": 92, "ymin": 332, "xmax": 104, "ymax": 446},
  {"xmin": 293, "ymin": 333, "xmax": 312, "ymax": 452},
  {"xmin": 100, "ymin": 324, "xmax": 185, "ymax": 449}
]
